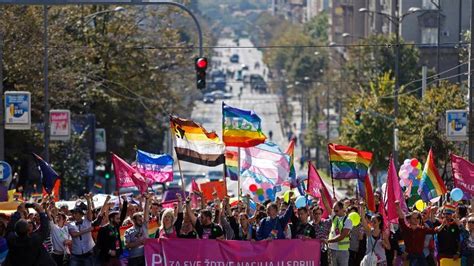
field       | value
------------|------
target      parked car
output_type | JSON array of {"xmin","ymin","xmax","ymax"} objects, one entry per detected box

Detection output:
[
  {"xmin": 209, "ymin": 90, "xmax": 232, "ymax": 99},
  {"xmin": 208, "ymin": 170, "xmax": 224, "ymax": 181},
  {"xmin": 203, "ymin": 94, "xmax": 215, "ymax": 103},
  {"xmin": 230, "ymin": 54, "xmax": 239, "ymax": 63}
]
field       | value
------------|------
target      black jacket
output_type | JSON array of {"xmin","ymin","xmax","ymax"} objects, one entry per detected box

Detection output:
[
  {"xmin": 4, "ymin": 212, "xmax": 55, "ymax": 266},
  {"xmin": 96, "ymin": 201, "xmax": 127, "ymax": 262}
]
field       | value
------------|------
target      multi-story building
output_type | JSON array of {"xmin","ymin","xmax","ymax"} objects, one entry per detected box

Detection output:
[{"xmin": 401, "ymin": 0, "xmax": 470, "ymax": 82}]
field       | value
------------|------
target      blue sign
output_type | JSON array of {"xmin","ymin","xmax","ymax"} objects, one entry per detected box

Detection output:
[
  {"xmin": 5, "ymin": 91, "xmax": 31, "ymax": 130},
  {"xmin": 446, "ymin": 110, "xmax": 468, "ymax": 141},
  {"xmin": 0, "ymin": 161, "xmax": 12, "ymax": 182}
]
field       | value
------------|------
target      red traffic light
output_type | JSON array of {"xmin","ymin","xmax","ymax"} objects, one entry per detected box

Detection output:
[{"xmin": 196, "ymin": 57, "xmax": 208, "ymax": 69}]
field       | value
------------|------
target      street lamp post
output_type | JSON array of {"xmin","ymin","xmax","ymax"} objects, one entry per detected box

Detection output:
[{"xmin": 359, "ymin": 3, "xmax": 421, "ymax": 168}]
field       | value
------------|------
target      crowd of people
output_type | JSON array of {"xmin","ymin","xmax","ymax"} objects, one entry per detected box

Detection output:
[{"xmin": 0, "ymin": 190, "xmax": 473, "ymax": 266}]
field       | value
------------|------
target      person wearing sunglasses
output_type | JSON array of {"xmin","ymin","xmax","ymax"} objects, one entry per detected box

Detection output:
[{"xmin": 327, "ymin": 201, "xmax": 352, "ymax": 266}]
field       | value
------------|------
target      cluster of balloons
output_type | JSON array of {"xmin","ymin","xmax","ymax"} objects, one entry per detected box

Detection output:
[{"xmin": 399, "ymin": 158, "xmax": 423, "ymax": 194}]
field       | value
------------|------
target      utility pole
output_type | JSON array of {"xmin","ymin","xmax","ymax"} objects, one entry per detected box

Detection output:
[
  {"xmin": 393, "ymin": 0, "xmax": 400, "ymax": 168},
  {"xmin": 469, "ymin": 0, "xmax": 474, "ymax": 162},
  {"xmin": 0, "ymin": 30, "xmax": 4, "ymax": 161},
  {"xmin": 43, "ymin": 5, "xmax": 50, "ymax": 162}
]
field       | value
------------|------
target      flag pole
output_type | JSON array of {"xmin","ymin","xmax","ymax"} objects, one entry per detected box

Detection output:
[
  {"xmin": 175, "ymin": 150, "xmax": 187, "ymax": 195},
  {"xmin": 327, "ymin": 144, "xmax": 335, "ymax": 198},
  {"xmin": 221, "ymin": 102, "xmax": 228, "ymax": 196},
  {"xmin": 238, "ymin": 147, "xmax": 241, "ymax": 201}
]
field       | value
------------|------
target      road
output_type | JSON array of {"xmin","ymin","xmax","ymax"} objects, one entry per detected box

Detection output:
[{"xmin": 179, "ymin": 38, "xmax": 288, "ymax": 196}]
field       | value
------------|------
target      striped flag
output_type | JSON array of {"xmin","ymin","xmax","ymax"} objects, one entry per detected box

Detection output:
[
  {"xmin": 222, "ymin": 103, "xmax": 266, "ymax": 147},
  {"xmin": 32, "ymin": 153, "xmax": 60, "ymax": 195},
  {"xmin": 224, "ymin": 148, "xmax": 239, "ymax": 181},
  {"xmin": 285, "ymin": 137, "xmax": 297, "ymax": 187},
  {"xmin": 170, "ymin": 116, "xmax": 225, "ymax": 166},
  {"xmin": 418, "ymin": 149, "xmax": 447, "ymax": 202},
  {"xmin": 328, "ymin": 143, "xmax": 373, "ymax": 179},
  {"xmin": 135, "ymin": 149, "xmax": 173, "ymax": 183}
]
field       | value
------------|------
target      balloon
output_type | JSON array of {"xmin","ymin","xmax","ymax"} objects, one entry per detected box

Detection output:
[
  {"xmin": 283, "ymin": 190, "xmax": 292, "ymax": 203},
  {"xmin": 415, "ymin": 199, "xmax": 427, "ymax": 211},
  {"xmin": 249, "ymin": 184, "xmax": 257, "ymax": 192},
  {"xmin": 348, "ymin": 212, "xmax": 361, "ymax": 227},
  {"xmin": 408, "ymin": 174, "xmax": 416, "ymax": 180},
  {"xmin": 404, "ymin": 159, "xmax": 411, "ymax": 165},
  {"xmin": 410, "ymin": 159, "xmax": 419, "ymax": 167},
  {"xmin": 256, "ymin": 188, "xmax": 264, "ymax": 196},
  {"xmin": 266, "ymin": 188, "xmax": 274, "ymax": 196},
  {"xmin": 295, "ymin": 196, "xmax": 307, "ymax": 208},
  {"xmin": 399, "ymin": 170, "xmax": 409, "ymax": 179},
  {"xmin": 450, "ymin": 188, "xmax": 464, "ymax": 202},
  {"xmin": 400, "ymin": 179, "xmax": 409, "ymax": 187},
  {"xmin": 406, "ymin": 165, "xmax": 413, "ymax": 173},
  {"xmin": 258, "ymin": 195, "xmax": 265, "ymax": 202},
  {"xmin": 417, "ymin": 162, "xmax": 422, "ymax": 170},
  {"xmin": 412, "ymin": 168, "xmax": 419, "ymax": 176}
]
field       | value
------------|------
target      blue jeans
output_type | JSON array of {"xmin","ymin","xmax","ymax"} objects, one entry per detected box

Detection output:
[
  {"xmin": 70, "ymin": 254, "xmax": 94, "ymax": 266},
  {"xmin": 408, "ymin": 253, "xmax": 427, "ymax": 266}
]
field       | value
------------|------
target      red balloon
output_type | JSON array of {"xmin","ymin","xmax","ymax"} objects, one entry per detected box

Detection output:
[
  {"xmin": 410, "ymin": 159, "xmax": 419, "ymax": 167},
  {"xmin": 249, "ymin": 184, "xmax": 258, "ymax": 192}
]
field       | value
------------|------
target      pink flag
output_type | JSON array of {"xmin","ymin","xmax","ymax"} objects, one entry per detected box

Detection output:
[
  {"xmin": 191, "ymin": 178, "xmax": 201, "ymax": 208},
  {"xmin": 451, "ymin": 154, "xmax": 474, "ymax": 198},
  {"xmin": 386, "ymin": 157, "xmax": 408, "ymax": 223},
  {"xmin": 307, "ymin": 161, "xmax": 333, "ymax": 219},
  {"xmin": 378, "ymin": 197, "xmax": 388, "ymax": 231},
  {"xmin": 112, "ymin": 153, "xmax": 148, "ymax": 193}
]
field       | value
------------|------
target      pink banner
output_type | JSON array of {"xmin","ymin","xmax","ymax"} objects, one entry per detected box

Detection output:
[
  {"xmin": 451, "ymin": 154, "xmax": 474, "ymax": 197},
  {"xmin": 145, "ymin": 239, "xmax": 321, "ymax": 266}
]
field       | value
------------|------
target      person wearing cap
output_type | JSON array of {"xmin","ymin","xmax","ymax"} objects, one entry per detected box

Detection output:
[
  {"xmin": 68, "ymin": 194, "xmax": 95, "ymax": 266},
  {"xmin": 96, "ymin": 196, "xmax": 128, "ymax": 266},
  {"xmin": 435, "ymin": 204, "xmax": 462, "ymax": 263},
  {"xmin": 125, "ymin": 193, "xmax": 151, "ymax": 266}
]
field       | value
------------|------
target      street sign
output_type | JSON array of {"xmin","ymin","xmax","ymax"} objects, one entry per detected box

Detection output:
[
  {"xmin": 95, "ymin": 128, "xmax": 107, "ymax": 153},
  {"xmin": 4, "ymin": 91, "xmax": 31, "ymax": 130},
  {"xmin": 446, "ymin": 110, "xmax": 468, "ymax": 141},
  {"xmin": 0, "ymin": 161, "xmax": 12, "ymax": 182},
  {"xmin": 50, "ymin": 109, "xmax": 71, "ymax": 141}
]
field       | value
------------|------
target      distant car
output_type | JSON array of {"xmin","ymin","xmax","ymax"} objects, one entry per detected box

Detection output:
[
  {"xmin": 203, "ymin": 94, "xmax": 215, "ymax": 103},
  {"xmin": 230, "ymin": 54, "xmax": 239, "ymax": 63},
  {"xmin": 241, "ymin": 64, "xmax": 249, "ymax": 70},
  {"xmin": 210, "ymin": 90, "xmax": 232, "ymax": 99}
]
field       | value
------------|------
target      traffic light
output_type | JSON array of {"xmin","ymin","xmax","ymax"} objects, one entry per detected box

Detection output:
[
  {"xmin": 354, "ymin": 109, "xmax": 362, "ymax": 126},
  {"xmin": 104, "ymin": 172, "xmax": 111, "ymax": 180},
  {"xmin": 195, "ymin": 57, "xmax": 208, "ymax": 90}
]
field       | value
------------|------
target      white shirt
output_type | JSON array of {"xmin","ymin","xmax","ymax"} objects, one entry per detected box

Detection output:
[
  {"xmin": 68, "ymin": 218, "xmax": 95, "ymax": 255},
  {"xmin": 50, "ymin": 221, "xmax": 71, "ymax": 254}
]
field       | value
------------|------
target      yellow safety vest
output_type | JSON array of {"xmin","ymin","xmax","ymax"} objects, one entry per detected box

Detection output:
[{"xmin": 330, "ymin": 216, "xmax": 350, "ymax": 250}]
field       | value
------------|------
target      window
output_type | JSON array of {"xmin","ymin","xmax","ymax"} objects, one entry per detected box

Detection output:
[
  {"xmin": 422, "ymin": 0, "xmax": 438, "ymax": 10},
  {"xmin": 421, "ymin": 27, "xmax": 438, "ymax": 44}
]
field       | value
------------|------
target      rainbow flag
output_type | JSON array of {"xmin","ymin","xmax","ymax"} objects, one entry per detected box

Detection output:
[
  {"xmin": 418, "ymin": 149, "xmax": 447, "ymax": 202},
  {"xmin": 224, "ymin": 148, "xmax": 239, "ymax": 181},
  {"xmin": 328, "ymin": 143, "xmax": 373, "ymax": 179},
  {"xmin": 284, "ymin": 137, "xmax": 297, "ymax": 187},
  {"xmin": 358, "ymin": 174, "xmax": 375, "ymax": 212},
  {"xmin": 94, "ymin": 182, "xmax": 103, "ymax": 189},
  {"xmin": 222, "ymin": 103, "xmax": 266, "ymax": 147}
]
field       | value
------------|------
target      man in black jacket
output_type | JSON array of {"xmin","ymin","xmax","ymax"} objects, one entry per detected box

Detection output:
[
  {"xmin": 5, "ymin": 203, "xmax": 55, "ymax": 266},
  {"xmin": 96, "ymin": 199, "xmax": 127, "ymax": 266}
]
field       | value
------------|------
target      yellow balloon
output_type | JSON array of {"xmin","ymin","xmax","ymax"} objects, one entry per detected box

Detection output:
[
  {"xmin": 283, "ymin": 190, "xmax": 291, "ymax": 203},
  {"xmin": 415, "ymin": 199, "xmax": 426, "ymax": 211}
]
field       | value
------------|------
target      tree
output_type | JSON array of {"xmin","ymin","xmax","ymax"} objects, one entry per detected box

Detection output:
[{"xmin": 339, "ymin": 73, "xmax": 467, "ymax": 175}]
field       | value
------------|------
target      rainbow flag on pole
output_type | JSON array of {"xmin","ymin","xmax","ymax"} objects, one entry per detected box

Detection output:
[
  {"xmin": 224, "ymin": 148, "xmax": 239, "ymax": 181},
  {"xmin": 284, "ymin": 137, "xmax": 297, "ymax": 187},
  {"xmin": 418, "ymin": 149, "xmax": 447, "ymax": 202},
  {"xmin": 328, "ymin": 143, "xmax": 373, "ymax": 179},
  {"xmin": 222, "ymin": 103, "xmax": 266, "ymax": 147}
]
